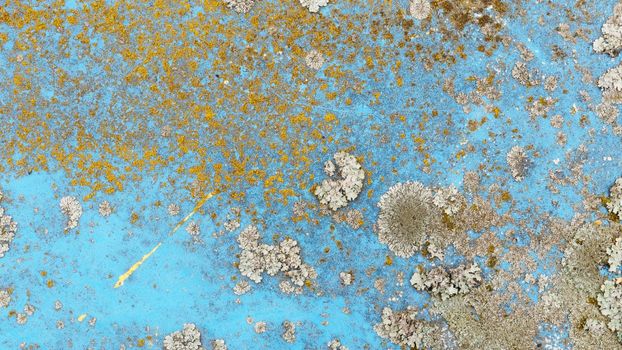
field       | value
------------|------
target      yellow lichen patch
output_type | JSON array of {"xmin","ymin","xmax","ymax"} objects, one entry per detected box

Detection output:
[{"xmin": 0, "ymin": 0, "xmax": 473, "ymax": 215}]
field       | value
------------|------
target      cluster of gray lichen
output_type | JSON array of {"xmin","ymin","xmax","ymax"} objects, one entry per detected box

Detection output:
[
  {"xmin": 373, "ymin": 306, "xmax": 443, "ymax": 349},
  {"xmin": 236, "ymin": 225, "xmax": 317, "ymax": 295},
  {"xmin": 595, "ymin": 0, "xmax": 622, "ymax": 132},
  {"xmin": 410, "ymin": 263, "xmax": 482, "ymax": 300},
  {"xmin": 374, "ymin": 180, "xmax": 504, "ymax": 259},
  {"xmin": 0, "ymin": 189, "xmax": 17, "ymax": 258},
  {"xmin": 59, "ymin": 196, "xmax": 82, "ymax": 231},
  {"xmin": 314, "ymin": 151, "xmax": 365, "ymax": 211},
  {"xmin": 372, "ymin": 216, "xmax": 622, "ymax": 349},
  {"xmin": 163, "ymin": 323, "xmax": 227, "ymax": 350}
]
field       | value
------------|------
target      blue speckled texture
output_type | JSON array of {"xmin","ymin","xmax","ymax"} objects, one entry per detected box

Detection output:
[{"xmin": 1, "ymin": 0, "xmax": 622, "ymax": 348}]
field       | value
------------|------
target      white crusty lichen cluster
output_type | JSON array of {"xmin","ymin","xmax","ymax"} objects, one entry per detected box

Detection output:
[
  {"xmin": 327, "ymin": 339, "xmax": 348, "ymax": 350},
  {"xmin": 0, "ymin": 190, "xmax": 17, "ymax": 258},
  {"xmin": 223, "ymin": 0, "xmax": 255, "ymax": 14},
  {"xmin": 163, "ymin": 323, "xmax": 204, "ymax": 350},
  {"xmin": 376, "ymin": 181, "xmax": 463, "ymax": 258},
  {"xmin": 305, "ymin": 50, "xmax": 325, "ymax": 70},
  {"xmin": 598, "ymin": 65, "xmax": 622, "ymax": 103},
  {"xmin": 168, "ymin": 203, "xmax": 181, "ymax": 216},
  {"xmin": 0, "ymin": 289, "xmax": 10, "ymax": 308},
  {"xmin": 506, "ymin": 146, "xmax": 532, "ymax": 181},
  {"xmin": 281, "ymin": 320, "xmax": 296, "ymax": 343},
  {"xmin": 594, "ymin": 1, "xmax": 622, "ymax": 57},
  {"xmin": 598, "ymin": 280, "xmax": 622, "ymax": 337},
  {"xmin": 237, "ymin": 225, "xmax": 317, "ymax": 294},
  {"xmin": 597, "ymin": 228, "xmax": 622, "ymax": 339},
  {"xmin": 210, "ymin": 339, "xmax": 227, "ymax": 350},
  {"xmin": 607, "ymin": 178, "xmax": 622, "ymax": 217},
  {"xmin": 233, "ymin": 280, "xmax": 251, "ymax": 295},
  {"xmin": 607, "ymin": 237, "xmax": 622, "ymax": 273},
  {"xmin": 373, "ymin": 306, "xmax": 438, "ymax": 349},
  {"xmin": 433, "ymin": 185, "xmax": 465, "ymax": 216},
  {"xmin": 409, "ymin": 0, "xmax": 431, "ymax": 20},
  {"xmin": 314, "ymin": 151, "xmax": 365, "ymax": 211},
  {"xmin": 299, "ymin": 0, "xmax": 328, "ymax": 13},
  {"xmin": 59, "ymin": 196, "xmax": 82, "ymax": 230},
  {"xmin": 339, "ymin": 271, "xmax": 353, "ymax": 286},
  {"xmin": 595, "ymin": 2, "xmax": 622, "ymax": 104},
  {"xmin": 98, "ymin": 200, "xmax": 113, "ymax": 217},
  {"xmin": 410, "ymin": 263, "xmax": 482, "ymax": 300}
]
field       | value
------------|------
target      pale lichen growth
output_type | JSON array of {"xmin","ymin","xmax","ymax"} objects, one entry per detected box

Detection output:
[
  {"xmin": 376, "ymin": 181, "xmax": 441, "ymax": 258},
  {"xmin": 607, "ymin": 237, "xmax": 622, "ymax": 273},
  {"xmin": 236, "ymin": 225, "xmax": 316, "ymax": 294},
  {"xmin": 327, "ymin": 338, "xmax": 348, "ymax": 350},
  {"xmin": 168, "ymin": 203, "xmax": 181, "ymax": 216},
  {"xmin": 0, "ymin": 190, "xmax": 17, "ymax": 258},
  {"xmin": 0, "ymin": 289, "xmax": 10, "ymax": 308},
  {"xmin": 254, "ymin": 321, "xmax": 267, "ymax": 334},
  {"xmin": 511, "ymin": 61, "xmax": 539, "ymax": 86},
  {"xmin": 584, "ymin": 318, "xmax": 608, "ymax": 336},
  {"xmin": 186, "ymin": 221, "xmax": 201, "ymax": 237},
  {"xmin": 596, "ymin": 102, "xmax": 620, "ymax": 126},
  {"xmin": 210, "ymin": 339, "xmax": 227, "ymax": 350},
  {"xmin": 597, "ymin": 64, "xmax": 622, "ymax": 103},
  {"xmin": 541, "ymin": 223, "xmax": 622, "ymax": 348},
  {"xmin": 433, "ymin": 185, "xmax": 465, "ymax": 216},
  {"xmin": 462, "ymin": 171, "xmax": 480, "ymax": 193},
  {"xmin": 23, "ymin": 304, "xmax": 35, "ymax": 316},
  {"xmin": 223, "ymin": 0, "xmax": 256, "ymax": 14},
  {"xmin": 550, "ymin": 114, "xmax": 564, "ymax": 128},
  {"xmin": 344, "ymin": 209, "xmax": 363, "ymax": 229},
  {"xmin": 224, "ymin": 207, "xmax": 241, "ymax": 232},
  {"xmin": 163, "ymin": 323, "xmax": 204, "ymax": 350},
  {"xmin": 16, "ymin": 313, "xmax": 27, "ymax": 325},
  {"xmin": 314, "ymin": 151, "xmax": 364, "ymax": 211},
  {"xmin": 607, "ymin": 178, "xmax": 622, "ymax": 217},
  {"xmin": 98, "ymin": 201, "xmax": 113, "ymax": 217},
  {"xmin": 373, "ymin": 306, "xmax": 439, "ymax": 349},
  {"xmin": 593, "ymin": 1, "xmax": 622, "ymax": 57},
  {"xmin": 506, "ymin": 146, "xmax": 532, "ymax": 181},
  {"xmin": 543, "ymin": 76, "xmax": 558, "ymax": 92},
  {"xmin": 339, "ymin": 271, "xmax": 353, "ymax": 286},
  {"xmin": 305, "ymin": 50, "xmax": 325, "ymax": 70},
  {"xmin": 410, "ymin": 263, "xmax": 482, "ymax": 300},
  {"xmin": 598, "ymin": 280, "xmax": 622, "ymax": 337},
  {"xmin": 223, "ymin": 219, "xmax": 240, "ymax": 232},
  {"xmin": 299, "ymin": 0, "xmax": 328, "ymax": 13},
  {"xmin": 409, "ymin": 0, "xmax": 431, "ymax": 20},
  {"xmin": 60, "ymin": 196, "xmax": 82, "ymax": 231},
  {"xmin": 281, "ymin": 320, "xmax": 296, "ymax": 343},
  {"xmin": 233, "ymin": 280, "xmax": 251, "ymax": 295}
]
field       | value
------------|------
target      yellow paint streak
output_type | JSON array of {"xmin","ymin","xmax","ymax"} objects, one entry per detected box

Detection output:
[
  {"xmin": 169, "ymin": 191, "xmax": 215, "ymax": 236},
  {"xmin": 113, "ymin": 192, "xmax": 216, "ymax": 288},
  {"xmin": 113, "ymin": 242, "xmax": 162, "ymax": 289},
  {"xmin": 77, "ymin": 314, "xmax": 87, "ymax": 322}
]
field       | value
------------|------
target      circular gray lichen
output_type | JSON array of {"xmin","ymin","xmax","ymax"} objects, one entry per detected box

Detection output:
[{"xmin": 376, "ymin": 181, "xmax": 441, "ymax": 258}]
